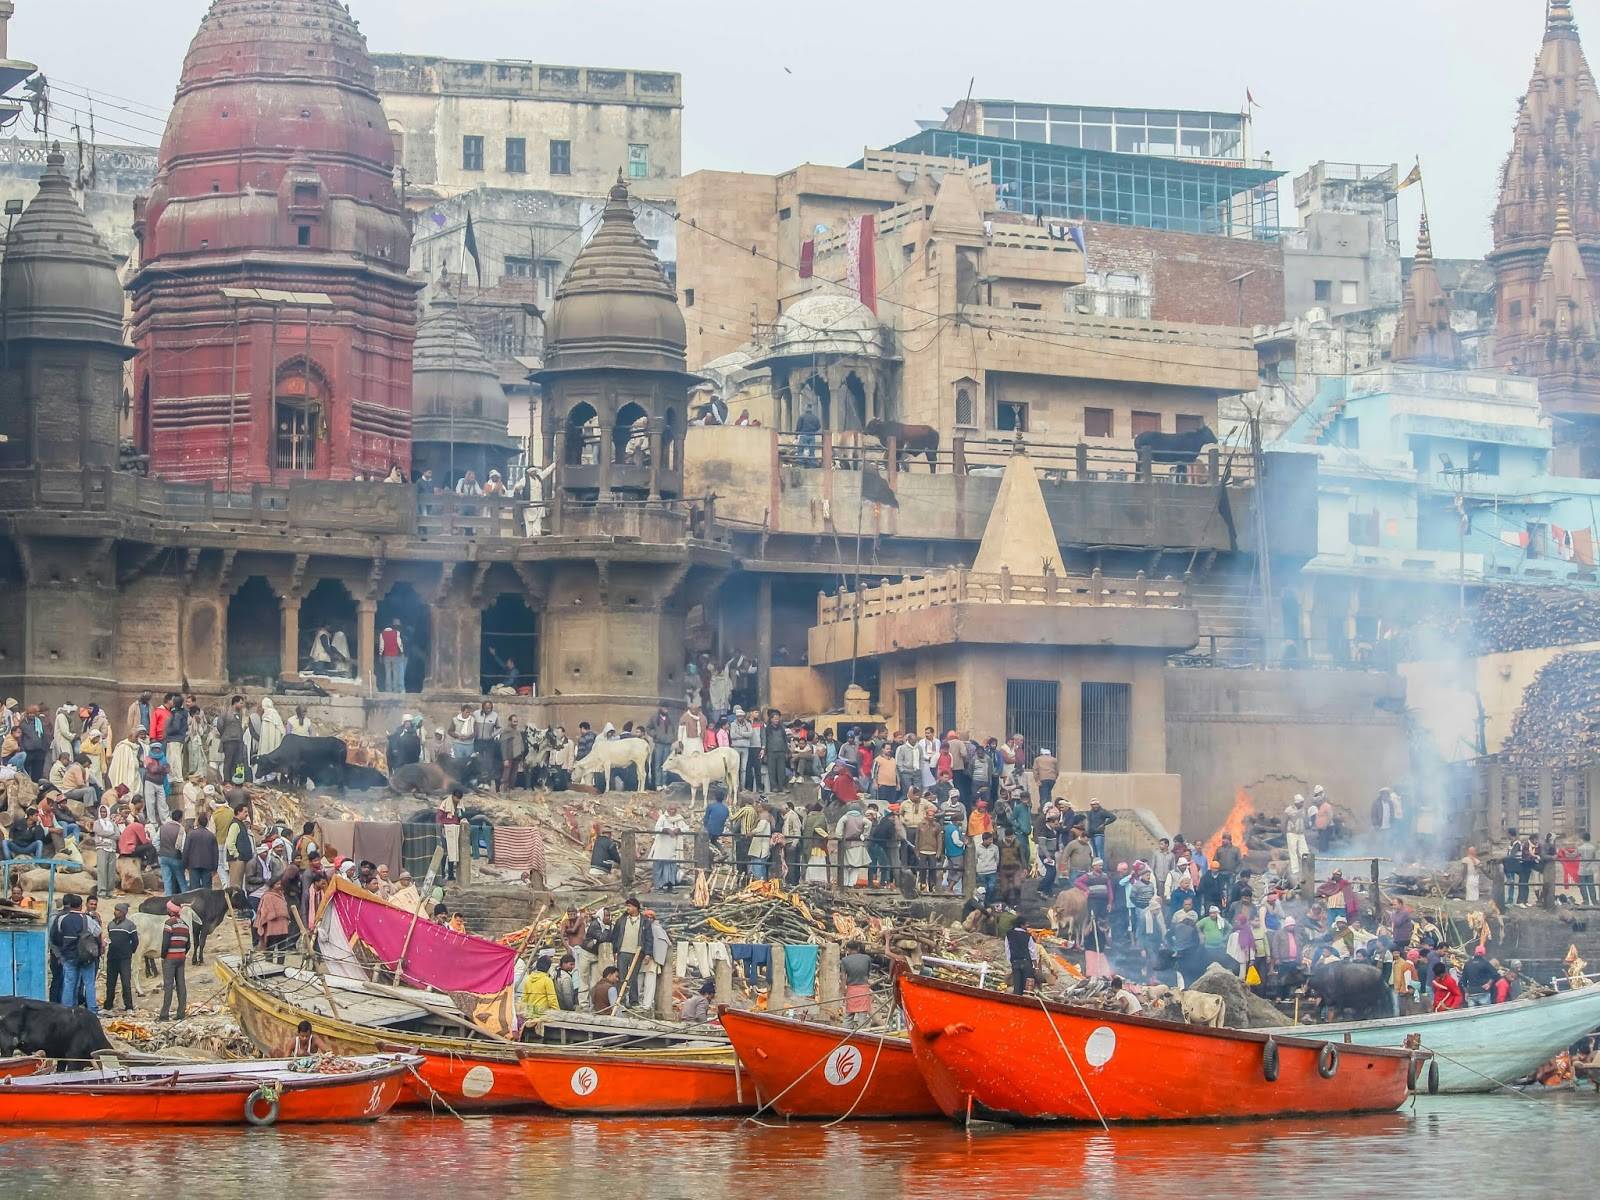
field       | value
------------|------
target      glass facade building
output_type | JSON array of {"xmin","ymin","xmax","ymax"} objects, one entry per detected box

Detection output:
[{"xmin": 880, "ymin": 126, "xmax": 1282, "ymax": 241}]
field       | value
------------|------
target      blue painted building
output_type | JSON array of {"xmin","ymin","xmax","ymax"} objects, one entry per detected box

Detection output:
[{"xmin": 1272, "ymin": 362, "xmax": 1600, "ymax": 660}]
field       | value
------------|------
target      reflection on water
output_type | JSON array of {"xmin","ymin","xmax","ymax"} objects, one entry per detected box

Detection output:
[{"xmin": 3, "ymin": 1096, "xmax": 1596, "ymax": 1199}]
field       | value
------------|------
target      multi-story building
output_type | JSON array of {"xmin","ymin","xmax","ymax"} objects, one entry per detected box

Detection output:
[{"xmin": 1283, "ymin": 161, "xmax": 1401, "ymax": 320}]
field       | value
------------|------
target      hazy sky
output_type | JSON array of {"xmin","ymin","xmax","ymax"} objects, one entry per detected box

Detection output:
[{"xmin": 13, "ymin": 0, "xmax": 1562, "ymax": 257}]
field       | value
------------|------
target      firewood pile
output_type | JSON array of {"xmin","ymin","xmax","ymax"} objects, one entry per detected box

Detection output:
[
  {"xmin": 1501, "ymin": 649, "xmax": 1600, "ymax": 769},
  {"xmin": 1241, "ymin": 812, "xmax": 1287, "ymax": 853}
]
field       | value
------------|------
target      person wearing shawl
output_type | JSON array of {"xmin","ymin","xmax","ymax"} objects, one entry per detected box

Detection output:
[
  {"xmin": 91, "ymin": 804, "xmax": 121, "ymax": 896},
  {"xmin": 257, "ymin": 698, "xmax": 286, "ymax": 762},
  {"xmin": 108, "ymin": 728, "xmax": 144, "ymax": 795},
  {"xmin": 51, "ymin": 703, "xmax": 80, "ymax": 760},
  {"xmin": 80, "ymin": 706, "xmax": 112, "ymax": 779}
]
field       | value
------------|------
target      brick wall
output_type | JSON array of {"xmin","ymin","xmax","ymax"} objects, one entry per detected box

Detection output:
[{"xmin": 1084, "ymin": 224, "xmax": 1285, "ymax": 327}]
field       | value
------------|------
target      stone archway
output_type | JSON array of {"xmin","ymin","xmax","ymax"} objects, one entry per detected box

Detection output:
[
  {"xmin": 564, "ymin": 401, "xmax": 599, "ymax": 465},
  {"xmin": 299, "ymin": 578, "xmax": 358, "ymax": 678},
  {"xmin": 377, "ymin": 581, "xmax": 431, "ymax": 693},
  {"xmin": 481, "ymin": 593, "xmax": 539, "ymax": 694},
  {"xmin": 226, "ymin": 576, "xmax": 279, "ymax": 684},
  {"xmin": 613, "ymin": 401, "xmax": 649, "ymax": 465}
]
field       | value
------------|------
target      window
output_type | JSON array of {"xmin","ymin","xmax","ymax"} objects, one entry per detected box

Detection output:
[
  {"xmin": 1175, "ymin": 413, "xmax": 1206, "ymax": 434},
  {"xmin": 549, "ymin": 139, "xmax": 571, "ymax": 175},
  {"xmin": 954, "ymin": 383, "xmax": 976, "ymax": 428},
  {"xmin": 1509, "ymin": 299, "xmax": 1523, "ymax": 318},
  {"xmin": 628, "ymin": 143, "xmax": 648, "ymax": 178},
  {"xmin": 778, "ymin": 207, "xmax": 792, "ymax": 221},
  {"xmin": 1340, "ymin": 281, "xmax": 1360, "ymax": 306},
  {"xmin": 505, "ymin": 137, "xmax": 526, "ymax": 173},
  {"xmin": 1084, "ymin": 407, "xmax": 1113, "ymax": 438},
  {"xmin": 1348, "ymin": 510, "xmax": 1380, "ymax": 546},
  {"xmin": 1313, "ymin": 280, "xmax": 1332, "ymax": 303},
  {"xmin": 296, "ymin": 225, "xmax": 312, "ymax": 247},
  {"xmin": 684, "ymin": 288, "xmax": 695, "ymax": 308},
  {"xmin": 1131, "ymin": 411, "xmax": 1161, "ymax": 436},
  {"xmin": 1467, "ymin": 441, "xmax": 1500, "ymax": 475},
  {"xmin": 898, "ymin": 688, "xmax": 917, "ymax": 737},
  {"xmin": 505, "ymin": 255, "xmax": 534, "ymax": 278},
  {"xmin": 462, "ymin": 136, "xmax": 484, "ymax": 172},
  {"xmin": 293, "ymin": 182, "xmax": 319, "ymax": 205},
  {"xmin": 1012, "ymin": 301, "xmax": 1043, "ymax": 311},
  {"xmin": 996, "ymin": 400, "xmax": 1028, "ymax": 432},
  {"xmin": 936, "ymin": 682, "xmax": 957, "ymax": 740},
  {"xmin": 1080, "ymin": 682, "xmax": 1129, "ymax": 773},
  {"xmin": 1006, "ymin": 680, "xmax": 1059, "ymax": 768}
]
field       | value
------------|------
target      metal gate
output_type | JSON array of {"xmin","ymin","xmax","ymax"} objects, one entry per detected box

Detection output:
[
  {"xmin": 898, "ymin": 688, "xmax": 917, "ymax": 736},
  {"xmin": 1081, "ymin": 681, "xmax": 1130, "ymax": 773},
  {"xmin": 936, "ymin": 681, "xmax": 957, "ymax": 738},
  {"xmin": 1005, "ymin": 679, "xmax": 1059, "ymax": 763}
]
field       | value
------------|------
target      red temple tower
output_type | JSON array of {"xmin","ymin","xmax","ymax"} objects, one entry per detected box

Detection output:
[{"xmin": 129, "ymin": 0, "xmax": 418, "ymax": 485}]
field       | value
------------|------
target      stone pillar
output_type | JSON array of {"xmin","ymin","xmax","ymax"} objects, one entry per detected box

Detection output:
[
  {"xmin": 756, "ymin": 574, "xmax": 773, "ymax": 708},
  {"xmin": 356, "ymin": 598, "xmax": 377, "ymax": 695},
  {"xmin": 818, "ymin": 943, "xmax": 842, "ymax": 1021},
  {"xmin": 713, "ymin": 956, "xmax": 734, "ymax": 1007},
  {"xmin": 648, "ymin": 423, "xmax": 662, "ymax": 500},
  {"xmin": 654, "ymin": 959, "xmax": 676, "ymax": 1020},
  {"xmin": 279, "ymin": 594, "xmax": 301, "ymax": 679},
  {"xmin": 768, "ymin": 942, "xmax": 787, "ymax": 1012}
]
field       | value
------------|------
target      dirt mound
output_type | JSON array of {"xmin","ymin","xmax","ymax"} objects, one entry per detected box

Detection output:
[{"xmin": 1188, "ymin": 962, "xmax": 1290, "ymax": 1029}]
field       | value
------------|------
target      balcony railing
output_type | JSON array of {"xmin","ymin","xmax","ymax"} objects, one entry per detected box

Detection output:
[{"xmin": 817, "ymin": 566, "xmax": 1187, "ymax": 626}]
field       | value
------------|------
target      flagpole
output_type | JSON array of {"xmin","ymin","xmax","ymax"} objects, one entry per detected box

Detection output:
[
  {"xmin": 1415, "ymin": 158, "xmax": 1429, "ymax": 229},
  {"xmin": 850, "ymin": 461, "xmax": 865, "ymax": 688}
]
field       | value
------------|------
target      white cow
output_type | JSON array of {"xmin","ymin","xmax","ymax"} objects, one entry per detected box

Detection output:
[
  {"xmin": 571, "ymin": 736, "xmax": 650, "ymax": 793},
  {"xmin": 662, "ymin": 746, "xmax": 740, "ymax": 808},
  {"xmin": 128, "ymin": 906, "xmax": 198, "ymax": 996}
]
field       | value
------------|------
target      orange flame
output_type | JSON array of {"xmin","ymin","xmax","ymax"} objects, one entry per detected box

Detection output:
[{"xmin": 1202, "ymin": 788, "xmax": 1253, "ymax": 863}]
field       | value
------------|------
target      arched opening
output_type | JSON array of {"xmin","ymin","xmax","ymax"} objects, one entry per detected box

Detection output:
[
  {"xmin": 801, "ymin": 375, "xmax": 831, "ymax": 431},
  {"xmin": 663, "ymin": 406, "xmax": 680, "ymax": 474},
  {"xmin": 843, "ymin": 373, "xmax": 868, "ymax": 431},
  {"xmin": 376, "ymin": 582, "xmax": 431, "ymax": 693},
  {"xmin": 226, "ymin": 576, "xmax": 279, "ymax": 684},
  {"xmin": 275, "ymin": 356, "xmax": 330, "ymax": 474},
  {"xmin": 481, "ymin": 593, "xmax": 539, "ymax": 695},
  {"xmin": 564, "ymin": 401, "xmax": 599, "ymax": 465},
  {"xmin": 299, "ymin": 578, "xmax": 358, "ymax": 678},
  {"xmin": 612, "ymin": 402, "xmax": 649, "ymax": 465}
]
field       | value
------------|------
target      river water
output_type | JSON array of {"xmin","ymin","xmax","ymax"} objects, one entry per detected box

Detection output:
[{"xmin": 5, "ymin": 1095, "xmax": 1594, "ymax": 1197}]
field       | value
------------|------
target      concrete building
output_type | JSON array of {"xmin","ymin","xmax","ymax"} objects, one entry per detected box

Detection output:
[
  {"xmin": 375, "ymin": 55, "xmax": 680, "ymax": 203},
  {"xmin": 1283, "ymin": 161, "xmax": 1401, "ymax": 321},
  {"xmin": 128, "ymin": 0, "xmax": 420, "ymax": 484},
  {"xmin": 0, "ymin": 138, "xmax": 156, "ymax": 268}
]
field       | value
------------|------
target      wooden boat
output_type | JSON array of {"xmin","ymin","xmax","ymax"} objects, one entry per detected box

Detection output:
[
  {"xmin": 0, "ymin": 1056, "xmax": 47, "ymax": 1080},
  {"xmin": 719, "ymin": 1008, "xmax": 940, "ymax": 1119},
  {"xmin": 900, "ymin": 975, "xmax": 1420, "ymax": 1124},
  {"xmin": 517, "ymin": 1047, "xmax": 754, "ymax": 1115},
  {"xmin": 219, "ymin": 957, "xmax": 730, "ymax": 1113},
  {"xmin": 1315, "ymin": 981, "xmax": 1600, "ymax": 1093},
  {"xmin": 0, "ymin": 1056, "xmax": 414, "ymax": 1126}
]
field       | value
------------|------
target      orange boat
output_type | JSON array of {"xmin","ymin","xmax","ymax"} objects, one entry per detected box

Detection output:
[
  {"xmin": 0, "ymin": 1056, "xmax": 415, "ymax": 1126},
  {"xmin": 376, "ymin": 1041, "xmax": 544, "ymax": 1112},
  {"xmin": 719, "ymin": 1008, "xmax": 940, "ymax": 1120},
  {"xmin": 900, "ymin": 975, "xmax": 1422, "ymax": 1125},
  {"xmin": 517, "ymin": 1049, "xmax": 753, "ymax": 1116},
  {"xmin": 0, "ymin": 1056, "xmax": 47, "ymax": 1080}
]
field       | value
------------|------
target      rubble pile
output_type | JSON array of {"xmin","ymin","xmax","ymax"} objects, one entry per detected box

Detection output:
[
  {"xmin": 1501, "ymin": 649, "xmax": 1600, "ymax": 769},
  {"xmin": 103, "ymin": 1008, "xmax": 256, "ymax": 1060}
]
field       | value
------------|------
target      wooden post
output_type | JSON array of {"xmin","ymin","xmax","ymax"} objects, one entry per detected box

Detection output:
[
  {"xmin": 818, "ymin": 942, "xmax": 842, "ymax": 1022},
  {"xmin": 1301, "ymin": 851, "xmax": 1316, "ymax": 903},
  {"xmin": 833, "ymin": 835, "xmax": 845, "ymax": 892},
  {"xmin": 693, "ymin": 830, "xmax": 710, "ymax": 872},
  {"xmin": 620, "ymin": 831, "xmax": 637, "ymax": 889},
  {"xmin": 768, "ymin": 941, "xmax": 787, "ymax": 1011},
  {"xmin": 1369, "ymin": 856, "xmax": 1382, "ymax": 926},
  {"xmin": 714, "ymin": 955, "xmax": 734, "ymax": 1006},
  {"xmin": 654, "ymin": 957, "xmax": 676, "ymax": 1020},
  {"xmin": 964, "ymin": 846, "xmax": 977, "ymax": 899}
]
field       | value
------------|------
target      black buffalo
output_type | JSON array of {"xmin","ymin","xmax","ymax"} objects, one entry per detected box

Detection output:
[
  {"xmin": 138, "ymin": 887, "xmax": 248, "ymax": 964},
  {"xmin": 1305, "ymin": 960, "xmax": 1391, "ymax": 1021},
  {"xmin": 1134, "ymin": 426, "xmax": 1218, "ymax": 480},
  {"xmin": 254, "ymin": 734, "xmax": 385, "ymax": 792},
  {"xmin": 0, "ymin": 998, "xmax": 112, "ymax": 1069},
  {"xmin": 389, "ymin": 755, "xmax": 483, "ymax": 797}
]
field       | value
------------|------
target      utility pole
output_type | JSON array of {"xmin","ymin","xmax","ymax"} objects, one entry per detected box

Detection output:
[{"xmin": 1250, "ymin": 410, "xmax": 1275, "ymax": 664}]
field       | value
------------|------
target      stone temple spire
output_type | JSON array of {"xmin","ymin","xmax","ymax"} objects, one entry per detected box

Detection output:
[
  {"xmin": 1392, "ymin": 214, "xmax": 1464, "ymax": 368},
  {"xmin": 1536, "ymin": 194, "xmax": 1599, "ymax": 341}
]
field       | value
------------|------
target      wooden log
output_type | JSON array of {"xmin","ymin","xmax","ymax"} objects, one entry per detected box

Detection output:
[{"xmin": 768, "ymin": 941, "xmax": 786, "ymax": 1011}]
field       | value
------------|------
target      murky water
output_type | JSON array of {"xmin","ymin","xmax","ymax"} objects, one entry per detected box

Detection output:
[{"xmin": 3, "ymin": 1095, "xmax": 1593, "ymax": 1198}]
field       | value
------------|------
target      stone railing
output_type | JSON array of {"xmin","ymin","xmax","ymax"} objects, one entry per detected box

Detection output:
[
  {"xmin": 816, "ymin": 566, "xmax": 1187, "ymax": 626},
  {"xmin": 958, "ymin": 302, "xmax": 1252, "ymax": 352}
]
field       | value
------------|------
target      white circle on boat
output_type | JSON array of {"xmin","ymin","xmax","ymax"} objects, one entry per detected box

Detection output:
[
  {"xmin": 823, "ymin": 1045, "xmax": 863, "ymax": 1087},
  {"xmin": 1084, "ymin": 1026, "xmax": 1116, "ymax": 1068},
  {"xmin": 570, "ymin": 1066, "xmax": 600, "ymax": 1097},
  {"xmin": 461, "ymin": 1065, "xmax": 495, "ymax": 1099}
]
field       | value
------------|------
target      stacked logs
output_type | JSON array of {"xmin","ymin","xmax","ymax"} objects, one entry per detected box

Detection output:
[{"xmin": 1502, "ymin": 649, "xmax": 1600, "ymax": 770}]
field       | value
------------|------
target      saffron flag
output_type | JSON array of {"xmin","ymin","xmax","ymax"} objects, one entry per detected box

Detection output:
[{"xmin": 1398, "ymin": 162, "xmax": 1422, "ymax": 191}]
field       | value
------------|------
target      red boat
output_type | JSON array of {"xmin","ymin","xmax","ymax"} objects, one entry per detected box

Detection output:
[
  {"xmin": 900, "ymin": 975, "xmax": 1422, "ymax": 1124},
  {"xmin": 0, "ymin": 1056, "xmax": 47, "ymax": 1080},
  {"xmin": 517, "ymin": 1049, "xmax": 753, "ymax": 1116},
  {"xmin": 0, "ymin": 1055, "xmax": 415, "ymax": 1126},
  {"xmin": 376, "ymin": 1041, "xmax": 545, "ymax": 1112},
  {"xmin": 719, "ymin": 1008, "xmax": 941, "ymax": 1120}
]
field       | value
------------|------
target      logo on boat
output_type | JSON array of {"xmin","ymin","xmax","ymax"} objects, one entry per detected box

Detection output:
[
  {"xmin": 1084, "ymin": 1026, "xmax": 1116, "ymax": 1069},
  {"xmin": 823, "ymin": 1046, "xmax": 863, "ymax": 1086},
  {"xmin": 461, "ymin": 1065, "xmax": 495, "ymax": 1099},
  {"xmin": 365, "ymin": 1082, "xmax": 385, "ymax": 1114},
  {"xmin": 571, "ymin": 1067, "xmax": 599, "ymax": 1096}
]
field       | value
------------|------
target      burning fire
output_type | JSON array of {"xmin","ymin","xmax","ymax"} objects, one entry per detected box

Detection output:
[{"xmin": 1202, "ymin": 788, "xmax": 1253, "ymax": 862}]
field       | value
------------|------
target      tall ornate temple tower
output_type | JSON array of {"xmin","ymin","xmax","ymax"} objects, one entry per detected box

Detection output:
[
  {"xmin": 1491, "ymin": 0, "xmax": 1600, "ymax": 470},
  {"xmin": 1392, "ymin": 215, "xmax": 1466, "ymax": 368},
  {"xmin": 129, "ymin": 0, "xmax": 419, "ymax": 484}
]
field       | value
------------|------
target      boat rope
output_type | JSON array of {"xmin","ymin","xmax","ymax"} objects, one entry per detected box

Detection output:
[
  {"xmin": 739, "ymin": 1025, "xmax": 863, "ymax": 1125},
  {"xmin": 402, "ymin": 1063, "xmax": 468, "ymax": 1122},
  {"xmin": 820, "ymin": 1035, "xmax": 886, "ymax": 1128},
  {"xmin": 1423, "ymin": 1048, "xmax": 1534, "ymax": 1100},
  {"xmin": 1034, "ymin": 994, "xmax": 1110, "ymax": 1133}
]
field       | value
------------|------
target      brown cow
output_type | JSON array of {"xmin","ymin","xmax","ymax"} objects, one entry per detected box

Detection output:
[
  {"xmin": 1050, "ymin": 887, "xmax": 1091, "ymax": 946},
  {"xmin": 864, "ymin": 419, "xmax": 940, "ymax": 473}
]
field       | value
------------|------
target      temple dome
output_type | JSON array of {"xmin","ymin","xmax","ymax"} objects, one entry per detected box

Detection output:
[
  {"xmin": 768, "ymin": 292, "xmax": 885, "ymax": 359},
  {"xmin": 412, "ymin": 297, "xmax": 512, "ymax": 442},
  {"xmin": 542, "ymin": 175, "xmax": 686, "ymax": 375},
  {"xmin": 1, "ymin": 144, "xmax": 124, "ymax": 346}
]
